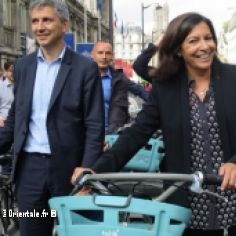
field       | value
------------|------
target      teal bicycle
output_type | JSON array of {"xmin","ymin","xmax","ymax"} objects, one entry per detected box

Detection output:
[{"xmin": 49, "ymin": 171, "xmax": 223, "ymax": 236}]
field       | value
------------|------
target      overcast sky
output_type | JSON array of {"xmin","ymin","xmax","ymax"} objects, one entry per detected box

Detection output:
[{"xmin": 113, "ymin": 0, "xmax": 236, "ymax": 35}]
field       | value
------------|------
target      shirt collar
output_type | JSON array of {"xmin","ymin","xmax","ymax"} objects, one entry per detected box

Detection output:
[
  {"xmin": 188, "ymin": 79, "xmax": 195, "ymax": 87},
  {"xmin": 102, "ymin": 68, "xmax": 112, "ymax": 79},
  {"xmin": 188, "ymin": 78, "xmax": 212, "ymax": 89},
  {"xmin": 37, "ymin": 46, "xmax": 66, "ymax": 63}
]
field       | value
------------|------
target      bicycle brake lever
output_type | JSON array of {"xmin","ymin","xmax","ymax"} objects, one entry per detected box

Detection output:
[
  {"xmin": 201, "ymin": 189, "xmax": 228, "ymax": 202},
  {"xmin": 189, "ymin": 171, "xmax": 228, "ymax": 202},
  {"xmin": 189, "ymin": 171, "xmax": 204, "ymax": 193}
]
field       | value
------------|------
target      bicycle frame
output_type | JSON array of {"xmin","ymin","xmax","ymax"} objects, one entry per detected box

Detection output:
[{"xmin": 0, "ymin": 175, "xmax": 12, "ymax": 235}]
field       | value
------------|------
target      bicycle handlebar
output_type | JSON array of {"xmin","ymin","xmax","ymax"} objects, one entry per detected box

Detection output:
[
  {"xmin": 203, "ymin": 173, "xmax": 223, "ymax": 185},
  {"xmin": 71, "ymin": 171, "xmax": 223, "ymax": 197}
]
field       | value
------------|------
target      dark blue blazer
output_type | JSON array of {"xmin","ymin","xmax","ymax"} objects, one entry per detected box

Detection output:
[{"xmin": 0, "ymin": 48, "xmax": 104, "ymax": 193}]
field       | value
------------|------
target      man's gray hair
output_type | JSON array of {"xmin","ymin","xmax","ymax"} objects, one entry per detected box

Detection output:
[{"xmin": 29, "ymin": 0, "xmax": 70, "ymax": 21}]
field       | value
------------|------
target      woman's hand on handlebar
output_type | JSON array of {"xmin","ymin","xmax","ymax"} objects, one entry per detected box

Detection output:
[{"xmin": 219, "ymin": 163, "xmax": 236, "ymax": 190}]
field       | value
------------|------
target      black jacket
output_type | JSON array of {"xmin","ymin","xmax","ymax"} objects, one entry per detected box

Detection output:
[
  {"xmin": 93, "ymin": 61, "xmax": 236, "ymax": 206},
  {"xmin": 108, "ymin": 68, "xmax": 149, "ymax": 134}
]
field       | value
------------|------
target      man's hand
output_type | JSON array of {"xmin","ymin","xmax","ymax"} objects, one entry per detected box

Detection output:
[
  {"xmin": 0, "ymin": 117, "xmax": 6, "ymax": 127},
  {"xmin": 74, "ymin": 186, "xmax": 91, "ymax": 196},
  {"xmin": 71, "ymin": 167, "xmax": 94, "ymax": 185},
  {"xmin": 219, "ymin": 163, "xmax": 236, "ymax": 190},
  {"xmin": 71, "ymin": 167, "xmax": 94, "ymax": 196}
]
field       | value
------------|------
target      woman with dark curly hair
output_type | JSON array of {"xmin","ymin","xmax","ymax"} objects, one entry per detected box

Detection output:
[{"xmin": 73, "ymin": 12, "xmax": 236, "ymax": 236}]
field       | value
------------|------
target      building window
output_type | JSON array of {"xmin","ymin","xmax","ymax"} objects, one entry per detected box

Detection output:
[
  {"xmin": 11, "ymin": 1, "xmax": 16, "ymax": 28},
  {"xmin": 20, "ymin": 4, "xmax": 27, "ymax": 33},
  {"xmin": 3, "ymin": 0, "xmax": 11, "ymax": 26}
]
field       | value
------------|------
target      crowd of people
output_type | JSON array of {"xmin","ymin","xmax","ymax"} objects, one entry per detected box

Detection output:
[{"xmin": 0, "ymin": 0, "xmax": 236, "ymax": 236}]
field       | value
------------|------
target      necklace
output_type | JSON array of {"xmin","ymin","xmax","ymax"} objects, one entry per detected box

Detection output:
[
  {"xmin": 191, "ymin": 78, "xmax": 210, "ymax": 97},
  {"xmin": 198, "ymin": 89, "xmax": 208, "ymax": 95},
  {"xmin": 195, "ymin": 84, "xmax": 209, "ymax": 95}
]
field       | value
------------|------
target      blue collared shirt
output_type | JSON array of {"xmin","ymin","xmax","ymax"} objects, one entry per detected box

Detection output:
[
  {"xmin": 101, "ymin": 69, "xmax": 112, "ymax": 133},
  {"xmin": 24, "ymin": 47, "xmax": 66, "ymax": 154}
]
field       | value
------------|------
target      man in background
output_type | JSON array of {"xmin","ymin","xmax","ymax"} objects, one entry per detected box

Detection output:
[
  {"xmin": 92, "ymin": 41, "xmax": 148, "ymax": 134},
  {"xmin": 0, "ymin": 61, "xmax": 14, "ymax": 175},
  {"xmin": 0, "ymin": 61, "xmax": 14, "ymax": 127}
]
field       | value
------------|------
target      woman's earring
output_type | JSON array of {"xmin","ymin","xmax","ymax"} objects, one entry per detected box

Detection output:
[{"xmin": 177, "ymin": 52, "xmax": 182, "ymax": 57}]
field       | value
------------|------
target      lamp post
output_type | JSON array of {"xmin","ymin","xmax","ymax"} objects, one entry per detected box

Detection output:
[
  {"xmin": 109, "ymin": 0, "xmax": 113, "ymax": 46},
  {"xmin": 141, "ymin": 2, "xmax": 162, "ymax": 50}
]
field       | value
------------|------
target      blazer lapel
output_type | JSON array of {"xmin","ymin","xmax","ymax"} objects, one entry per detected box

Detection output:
[
  {"xmin": 180, "ymin": 73, "xmax": 191, "ymax": 172},
  {"xmin": 24, "ymin": 54, "xmax": 37, "ymax": 121},
  {"xmin": 212, "ymin": 62, "xmax": 231, "ymax": 159},
  {"xmin": 48, "ymin": 48, "xmax": 72, "ymax": 112}
]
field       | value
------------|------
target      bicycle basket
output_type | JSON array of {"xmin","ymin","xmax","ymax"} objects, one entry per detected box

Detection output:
[{"xmin": 49, "ymin": 195, "xmax": 191, "ymax": 236}]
